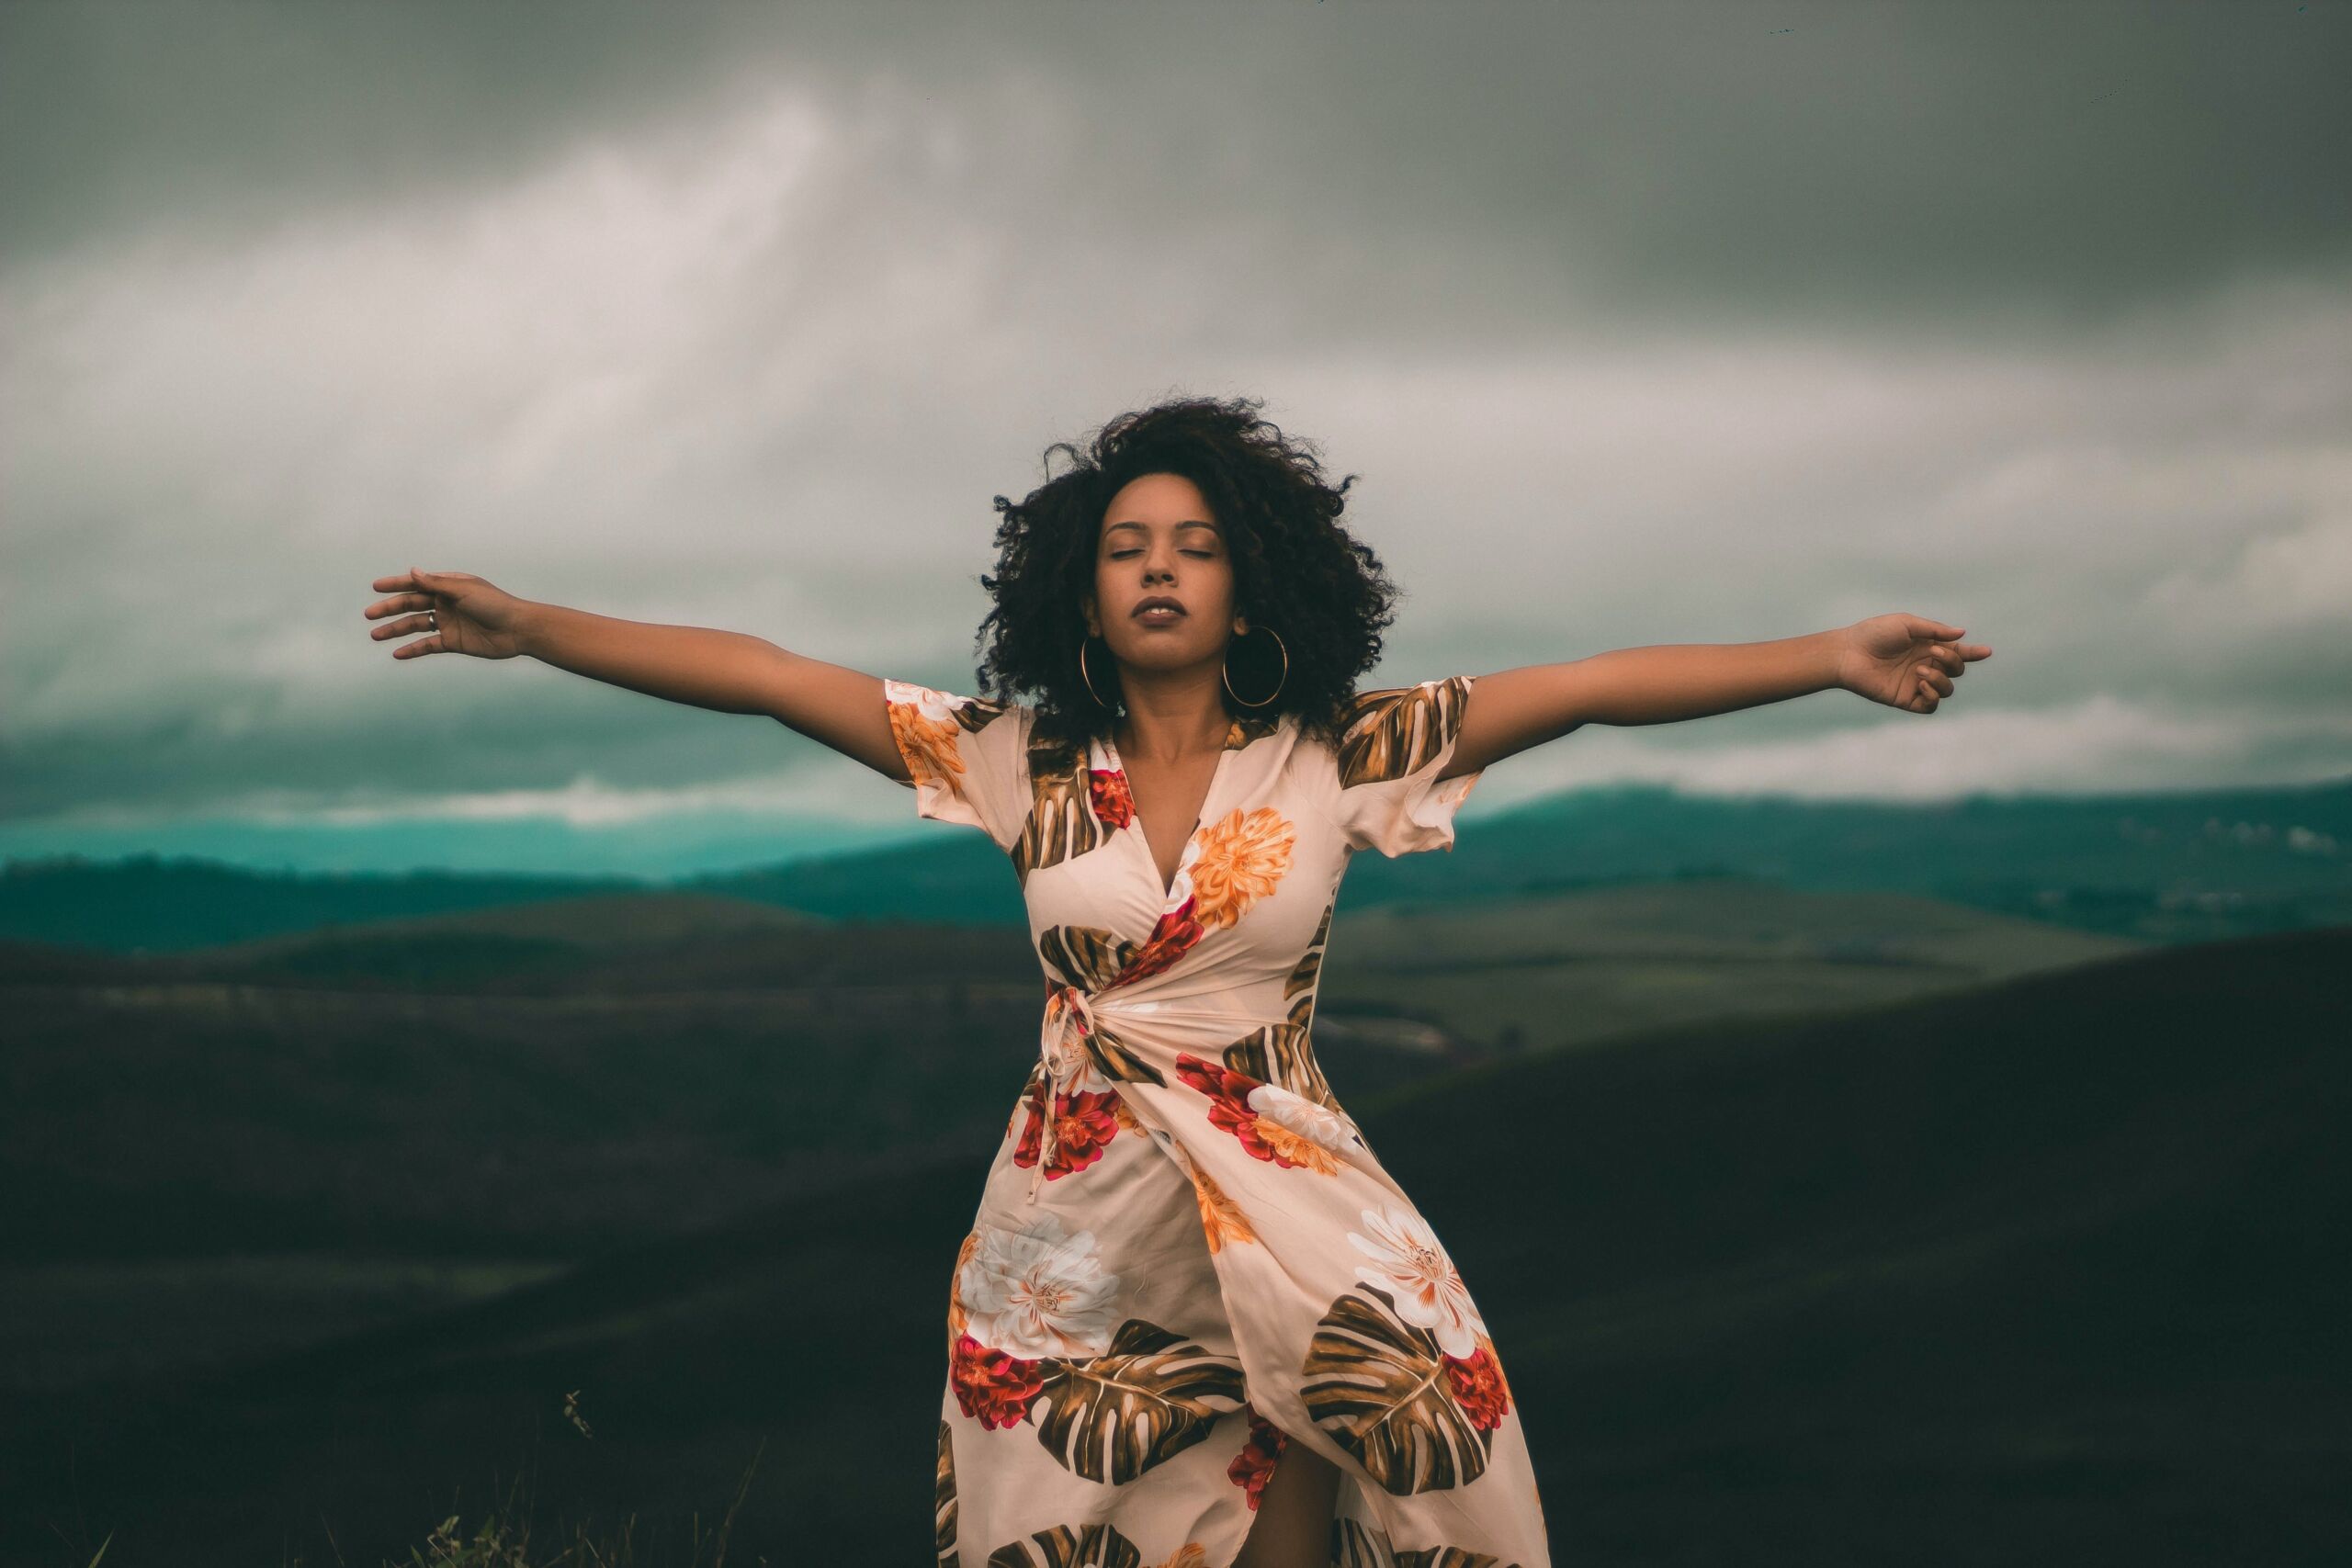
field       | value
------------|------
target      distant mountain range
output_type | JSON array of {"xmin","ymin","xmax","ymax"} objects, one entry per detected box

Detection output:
[{"xmin": 7, "ymin": 776, "xmax": 2348, "ymax": 953}]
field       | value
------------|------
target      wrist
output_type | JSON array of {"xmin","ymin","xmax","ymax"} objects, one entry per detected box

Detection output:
[
  {"xmin": 513, "ymin": 599, "xmax": 559, "ymax": 660},
  {"xmin": 1816, "ymin": 626, "xmax": 1855, "ymax": 694}
]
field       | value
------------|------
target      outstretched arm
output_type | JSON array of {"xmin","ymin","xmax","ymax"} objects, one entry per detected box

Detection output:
[
  {"xmin": 364, "ymin": 567, "xmax": 913, "ymax": 784},
  {"xmin": 1443, "ymin": 615, "xmax": 1992, "ymax": 780}
]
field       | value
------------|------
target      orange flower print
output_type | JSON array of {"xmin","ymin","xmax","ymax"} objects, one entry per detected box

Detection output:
[
  {"xmin": 947, "ymin": 1228, "xmax": 981, "ymax": 1344},
  {"xmin": 1191, "ymin": 1164, "xmax": 1257, "ymax": 1252},
  {"xmin": 1248, "ymin": 1081, "xmax": 1359, "ymax": 1169},
  {"xmin": 1226, "ymin": 1402, "xmax": 1289, "ymax": 1508},
  {"xmin": 1250, "ymin": 1112, "xmax": 1341, "ymax": 1174},
  {"xmin": 1186, "ymin": 807, "xmax": 1295, "ymax": 931},
  {"xmin": 888, "ymin": 692, "xmax": 971, "ymax": 794}
]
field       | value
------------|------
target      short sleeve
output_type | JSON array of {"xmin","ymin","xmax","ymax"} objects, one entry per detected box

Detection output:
[
  {"xmin": 882, "ymin": 679, "xmax": 1035, "ymax": 852},
  {"xmin": 1328, "ymin": 675, "xmax": 1484, "ymax": 857}
]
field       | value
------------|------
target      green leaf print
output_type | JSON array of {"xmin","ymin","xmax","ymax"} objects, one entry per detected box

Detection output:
[{"xmin": 1029, "ymin": 1317, "xmax": 1248, "ymax": 1486}]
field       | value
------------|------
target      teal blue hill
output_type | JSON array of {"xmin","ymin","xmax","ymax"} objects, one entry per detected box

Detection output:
[{"xmin": 6, "ymin": 777, "xmax": 2346, "ymax": 953}]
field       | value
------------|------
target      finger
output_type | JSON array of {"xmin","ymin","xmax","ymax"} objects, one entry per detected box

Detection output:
[
  {"xmin": 1922, "ymin": 644, "xmax": 1962, "ymax": 675},
  {"xmin": 392, "ymin": 633, "xmax": 445, "ymax": 660},
  {"xmin": 364, "ymin": 591, "xmax": 435, "ymax": 622},
  {"xmin": 377, "ymin": 611, "xmax": 438, "ymax": 642},
  {"xmin": 1925, "ymin": 669, "xmax": 1954, "ymax": 697},
  {"xmin": 1961, "ymin": 643, "xmax": 1994, "ymax": 661},
  {"xmin": 1906, "ymin": 615, "xmax": 1965, "ymax": 642}
]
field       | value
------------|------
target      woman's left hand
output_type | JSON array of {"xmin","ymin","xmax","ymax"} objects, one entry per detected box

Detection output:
[{"xmin": 1835, "ymin": 614, "xmax": 1993, "ymax": 714}]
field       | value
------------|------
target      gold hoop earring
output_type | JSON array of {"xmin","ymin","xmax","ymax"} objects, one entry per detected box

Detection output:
[
  {"xmin": 1078, "ymin": 631, "xmax": 1116, "ymax": 710},
  {"xmin": 1222, "ymin": 626, "xmax": 1288, "ymax": 708}
]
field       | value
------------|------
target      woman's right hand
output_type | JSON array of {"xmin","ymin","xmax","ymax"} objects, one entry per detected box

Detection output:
[{"xmin": 365, "ymin": 567, "xmax": 533, "ymax": 660}]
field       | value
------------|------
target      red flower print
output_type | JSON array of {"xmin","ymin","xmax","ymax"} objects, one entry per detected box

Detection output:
[
  {"xmin": 1174, "ymin": 1054, "xmax": 1332, "ymax": 1170},
  {"xmin": 1442, "ymin": 1345, "xmax": 1511, "ymax": 1431},
  {"xmin": 1012, "ymin": 1085, "xmax": 1122, "ymax": 1180},
  {"xmin": 1089, "ymin": 767, "xmax": 1135, "ymax": 828},
  {"xmin": 1116, "ymin": 907, "xmax": 1206, "ymax": 985},
  {"xmin": 1175, "ymin": 1055, "xmax": 1275, "ymax": 1159},
  {"xmin": 1227, "ymin": 1403, "xmax": 1289, "ymax": 1508},
  {"xmin": 950, "ymin": 1332, "xmax": 1047, "ymax": 1428}
]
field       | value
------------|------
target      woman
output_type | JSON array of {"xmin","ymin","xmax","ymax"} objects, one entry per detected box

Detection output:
[{"xmin": 365, "ymin": 395, "xmax": 1988, "ymax": 1567}]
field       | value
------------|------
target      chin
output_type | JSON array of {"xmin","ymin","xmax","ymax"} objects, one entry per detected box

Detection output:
[{"xmin": 1112, "ymin": 630, "xmax": 1206, "ymax": 665}]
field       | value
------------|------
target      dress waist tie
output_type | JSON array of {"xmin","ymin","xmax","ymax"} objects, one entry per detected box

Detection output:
[{"xmin": 1027, "ymin": 984, "xmax": 1099, "ymax": 1205}]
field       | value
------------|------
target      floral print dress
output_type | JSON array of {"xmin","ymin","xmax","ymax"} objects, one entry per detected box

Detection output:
[{"xmin": 886, "ymin": 674, "xmax": 1552, "ymax": 1568}]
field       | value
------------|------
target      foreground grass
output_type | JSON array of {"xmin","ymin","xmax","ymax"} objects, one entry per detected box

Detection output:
[{"xmin": 293, "ymin": 1441, "xmax": 768, "ymax": 1568}]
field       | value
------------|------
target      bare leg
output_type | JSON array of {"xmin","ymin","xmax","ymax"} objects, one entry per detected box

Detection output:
[{"xmin": 1232, "ymin": 1427, "xmax": 1341, "ymax": 1568}]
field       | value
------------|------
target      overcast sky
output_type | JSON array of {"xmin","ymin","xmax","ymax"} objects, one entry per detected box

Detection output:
[{"xmin": 4, "ymin": 1, "xmax": 2347, "ymax": 876}]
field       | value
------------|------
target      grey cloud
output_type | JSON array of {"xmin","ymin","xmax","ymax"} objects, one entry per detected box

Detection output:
[
  {"xmin": 3, "ymin": 0, "xmax": 2348, "ymax": 841},
  {"xmin": 6, "ymin": 2, "xmax": 2346, "ymax": 327}
]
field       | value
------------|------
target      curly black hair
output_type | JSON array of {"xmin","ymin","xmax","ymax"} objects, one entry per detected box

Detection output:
[{"xmin": 971, "ymin": 393, "xmax": 1403, "ymax": 754}]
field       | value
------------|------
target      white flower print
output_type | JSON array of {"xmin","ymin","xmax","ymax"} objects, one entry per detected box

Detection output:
[
  {"xmin": 959, "ymin": 1211, "xmax": 1122, "ymax": 1359},
  {"xmin": 1246, "ymin": 1082, "xmax": 1356, "ymax": 1153},
  {"xmin": 1347, "ymin": 1201, "xmax": 1487, "ymax": 1358},
  {"xmin": 1041, "ymin": 989, "xmax": 1116, "ymax": 1095}
]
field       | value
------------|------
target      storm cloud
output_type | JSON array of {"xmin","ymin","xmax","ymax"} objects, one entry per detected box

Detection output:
[{"xmin": 3, "ymin": 1, "xmax": 2346, "ymax": 869}]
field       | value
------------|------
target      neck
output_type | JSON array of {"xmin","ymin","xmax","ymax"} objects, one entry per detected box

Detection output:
[{"xmin": 1114, "ymin": 671, "xmax": 1229, "ymax": 761}]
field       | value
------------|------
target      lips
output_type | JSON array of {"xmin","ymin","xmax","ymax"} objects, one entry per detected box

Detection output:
[{"xmin": 1134, "ymin": 598, "xmax": 1186, "ymax": 618}]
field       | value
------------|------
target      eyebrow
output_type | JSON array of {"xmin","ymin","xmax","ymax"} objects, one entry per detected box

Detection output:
[{"xmin": 1105, "ymin": 520, "xmax": 1220, "ymax": 536}]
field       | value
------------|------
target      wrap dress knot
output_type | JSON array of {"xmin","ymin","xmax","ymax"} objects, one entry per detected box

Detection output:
[
  {"xmin": 883, "ymin": 673, "xmax": 1554, "ymax": 1568},
  {"xmin": 1027, "ymin": 983, "xmax": 1102, "ymax": 1204}
]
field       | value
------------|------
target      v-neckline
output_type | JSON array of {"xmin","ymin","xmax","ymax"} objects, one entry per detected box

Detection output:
[{"xmin": 1099, "ymin": 722, "xmax": 1238, "ymax": 905}]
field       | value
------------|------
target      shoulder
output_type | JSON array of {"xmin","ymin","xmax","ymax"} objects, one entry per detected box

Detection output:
[
  {"xmin": 1332, "ymin": 677, "xmax": 1476, "ymax": 787},
  {"xmin": 882, "ymin": 679, "xmax": 1021, "ymax": 728}
]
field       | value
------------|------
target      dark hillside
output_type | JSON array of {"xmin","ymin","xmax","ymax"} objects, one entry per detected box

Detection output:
[{"xmin": 7, "ymin": 927, "xmax": 2343, "ymax": 1563}]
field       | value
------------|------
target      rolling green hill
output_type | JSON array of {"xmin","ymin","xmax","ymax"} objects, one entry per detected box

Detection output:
[
  {"xmin": 6, "ymin": 926, "xmax": 2344, "ymax": 1564},
  {"xmin": 4, "ymin": 881, "xmax": 2133, "ymax": 1266}
]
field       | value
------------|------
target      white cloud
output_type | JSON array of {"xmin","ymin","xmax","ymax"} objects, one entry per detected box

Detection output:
[
  {"xmin": 1468, "ymin": 694, "xmax": 2352, "ymax": 807},
  {"xmin": 2143, "ymin": 513, "xmax": 2352, "ymax": 635}
]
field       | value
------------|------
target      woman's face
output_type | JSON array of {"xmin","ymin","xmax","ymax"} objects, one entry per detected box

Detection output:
[{"xmin": 1083, "ymin": 471, "xmax": 1245, "ymax": 676}]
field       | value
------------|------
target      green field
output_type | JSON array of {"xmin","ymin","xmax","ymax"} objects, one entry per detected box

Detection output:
[{"xmin": 3, "ymin": 892, "xmax": 2346, "ymax": 1563}]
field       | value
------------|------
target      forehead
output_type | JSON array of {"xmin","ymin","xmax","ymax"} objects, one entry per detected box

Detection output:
[{"xmin": 1102, "ymin": 471, "xmax": 1216, "ymax": 532}]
